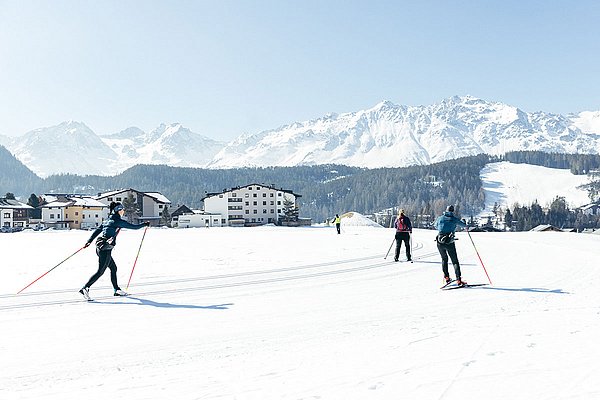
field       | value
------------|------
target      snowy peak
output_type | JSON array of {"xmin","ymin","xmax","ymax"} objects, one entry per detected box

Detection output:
[
  {"xmin": 10, "ymin": 121, "xmax": 118, "ymax": 177},
  {"xmin": 3, "ymin": 96, "xmax": 600, "ymax": 176},
  {"xmin": 209, "ymin": 96, "xmax": 600, "ymax": 169}
]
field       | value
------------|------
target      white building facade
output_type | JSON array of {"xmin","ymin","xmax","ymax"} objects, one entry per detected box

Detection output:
[
  {"xmin": 95, "ymin": 189, "xmax": 171, "ymax": 226},
  {"xmin": 202, "ymin": 184, "xmax": 300, "ymax": 226}
]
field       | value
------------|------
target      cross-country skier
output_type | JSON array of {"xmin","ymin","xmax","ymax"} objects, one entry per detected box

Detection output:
[
  {"xmin": 435, "ymin": 205, "xmax": 468, "ymax": 286},
  {"xmin": 334, "ymin": 214, "xmax": 341, "ymax": 234},
  {"xmin": 394, "ymin": 209, "xmax": 412, "ymax": 262},
  {"xmin": 79, "ymin": 202, "xmax": 149, "ymax": 300}
]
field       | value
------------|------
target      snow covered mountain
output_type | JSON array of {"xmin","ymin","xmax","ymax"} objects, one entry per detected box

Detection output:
[
  {"xmin": 3, "ymin": 96, "xmax": 600, "ymax": 176},
  {"xmin": 101, "ymin": 123, "xmax": 225, "ymax": 171},
  {"xmin": 8, "ymin": 121, "xmax": 119, "ymax": 177},
  {"xmin": 208, "ymin": 96, "xmax": 600, "ymax": 168},
  {"xmin": 4, "ymin": 122, "xmax": 225, "ymax": 177}
]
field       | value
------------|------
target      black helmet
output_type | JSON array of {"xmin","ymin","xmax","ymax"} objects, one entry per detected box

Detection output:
[{"xmin": 446, "ymin": 205, "xmax": 454, "ymax": 212}]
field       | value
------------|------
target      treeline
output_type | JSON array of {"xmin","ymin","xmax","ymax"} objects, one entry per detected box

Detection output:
[
  {"xmin": 5, "ymin": 146, "xmax": 600, "ymax": 224},
  {"xmin": 35, "ymin": 155, "xmax": 493, "ymax": 222},
  {"xmin": 504, "ymin": 197, "xmax": 600, "ymax": 231},
  {"xmin": 503, "ymin": 151, "xmax": 600, "ymax": 175}
]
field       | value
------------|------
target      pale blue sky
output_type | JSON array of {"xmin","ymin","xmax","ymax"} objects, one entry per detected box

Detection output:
[{"xmin": 1, "ymin": 0, "xmax": 599, "ymax": 140}]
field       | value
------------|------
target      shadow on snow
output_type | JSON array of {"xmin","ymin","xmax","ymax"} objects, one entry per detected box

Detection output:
[{"xmin": 92, "ymin": 296, "xmax": 234, "ymax": 309}]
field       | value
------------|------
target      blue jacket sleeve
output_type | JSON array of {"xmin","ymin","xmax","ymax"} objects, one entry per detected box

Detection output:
[
  {"xmin": 86, "ymin": 226, "xmax": 102, "ymax": 244},
  {"xmin": 116, "ymin": 219, "xmax": 146, "ymax": 230}
]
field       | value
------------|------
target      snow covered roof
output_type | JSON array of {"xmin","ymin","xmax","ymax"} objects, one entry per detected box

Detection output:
[
  {"xmin": 0, "ymin": 198, "xmax": 33, "ymax": 209},
  {"xmin": 145, "ymin": 192, "xmax": 171, "ymax": 204},
  {"xmin": 96, "ymin": 188, "xmax": 170, "ymax": 204}
]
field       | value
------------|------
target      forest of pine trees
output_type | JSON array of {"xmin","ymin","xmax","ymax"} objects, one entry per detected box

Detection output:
[{"xmin": 4, "ymin": 149, "xmax": 600, "ymax": 230}]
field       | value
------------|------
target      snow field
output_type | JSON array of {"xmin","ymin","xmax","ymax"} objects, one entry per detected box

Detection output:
[{"xmin": 1, "ymin": 226, "xmax": 600, "ymax": 399}]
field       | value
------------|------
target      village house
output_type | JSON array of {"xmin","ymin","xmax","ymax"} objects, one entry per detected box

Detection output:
[
  {"xmin": 41, "ymin": 195, "xmax": 107, "ymax": 230},
  {"xmin": 577, "ymin": 201, "xmax": 600, "ymax": 216},
  {"xmin": 0, "ymin": 198, "xmax": 33, "ymax": 230},
  {"xmin": 95, "ymin": 188, "xmax": 171, "ymax": 226},
  {"xmin": 202, "ymin": 183, "xmax": 301, "ymax": 227}
]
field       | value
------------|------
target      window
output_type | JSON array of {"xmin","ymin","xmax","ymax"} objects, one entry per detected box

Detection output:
[
  {"xmin": 231, "ymin": 193, "xmax": 237, "ymax": 197},
  {"xmin": 245, "ymin": 201, "xmax": 249, "ymax": 206},
  {"xmin": 253, "ymin": 194, "xmax": 257, "ymax": 198},
  {"xmin": 253, "ymin": 201, "xmax": 257, "ymax": 206},
  {"xmin": 263, "ymin": 201, "xmax": 266, "ymax": 205},
  {"xmin": 263, "ymin": 193, "xmax": 266, "ymax": 197},
  {"xmin": 75, "ymin": 212, "xmax": 79, "ymax": 216},
  {"xmin": 270, "ymin": 201, "xmax": 274, "ymax": 205},
  {"xmin": 159, "ymin": 204, "xmax": 163, "ymax": 208},
  {"xmin": 249, "ymin": 187, "xmax": 252, "ymax": 190},
  {"xmin": 253, "ymin": 210, "xmax": 257, "ymax": 214},
  {"xmin": 256, "ymin": 186, "xmax": 261, "ymax": 190},
  {"xmin": 277, "ymin": 201, "xmax": 281, "ymax": 205},
  {"xmin": 108, "ymin": 197, "xmax": 113, "ymax": 201},
  {"xmin": 278, "ymin": 193, "xmax": 282, "ymax": 196},
  {"xmin": 219, "ymin": 194, "xmax": 223, "ymax": 198},
  {"xmin": 245, "ymin": 210, "xmax": 249, "ymax": 214},
  {"xmin": 263, "ymin": 209, "xmax": 267, "ymax": 213},
  {"xmin": 277, "ymin": 209, "xmax": 281, "ymax": 213},
  {"xmin": 270, "ymin": 193, "xmax": 274, "ymax": 197},
  {"xmin": 50, "ymin": 214, "xmax": 55, "ymax": 219},
  {"xmin": 245, "ymin": 194, "xmax": 249, "ymax": 198},
  {"xmin": 116, "ymin": 197, "xmax": 122, "ymax": 201},
  {"xmin": 3, "ymin": 212, "xmax": 9, "ymax": 218},
  {"xmin": 95, "ymin": 214, "xmax": 99, "ymax": 218},
  {"xmin": 271, "ymin": 209, "xmax": 275, "ymax": 213}
]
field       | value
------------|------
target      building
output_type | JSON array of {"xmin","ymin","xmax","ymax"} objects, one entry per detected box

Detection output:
[
  {"xmin": 578, "ymin": 202, "xmax": 600, "ymax": 216},
  {"xmin": 41, "ymin": 195, "xmax": 107, "ymax": 229},
  {"xmin": 202, "ymin": 183, "xmax": 301, "ymax": 226},
  {"xmin": 95, "ymin": 189, "xmax": 171, "ymax": 226},
  {"xmin": 176, "ymin": 211, "xmax": 223, "ymax": 228},
  {"xmin": 0, "ymin": 198, "xmax": 33, "ymax": 229}
]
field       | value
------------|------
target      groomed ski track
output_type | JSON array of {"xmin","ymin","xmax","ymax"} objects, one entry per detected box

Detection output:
[{"xmin": 2, "ymin": 241, "xmax": 437, "ymax": 310}]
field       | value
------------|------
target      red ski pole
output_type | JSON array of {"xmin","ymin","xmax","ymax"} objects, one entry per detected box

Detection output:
[
  {"xmin": 17, "ymin": 246, "xmax": 85, "ymax": 294},
  {"xmin": 126, "ymin": 226, "xmax": 148, "ymax": 291},
  {"xmin": 466, "ymin": 229, "xmax": 492, "ymax": 285}
]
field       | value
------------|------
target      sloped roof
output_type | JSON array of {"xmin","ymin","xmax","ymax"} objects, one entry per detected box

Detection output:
[{"xmin": 0, "ymin": 198, "xmax": 33, "ymax": 209}]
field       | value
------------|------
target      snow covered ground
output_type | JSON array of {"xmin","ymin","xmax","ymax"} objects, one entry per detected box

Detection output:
[
  {"xmin": 479, "ymin": 161, "xmax": 591, "ymax": 218},
  {"xmin": 2, "ymin": 225, "xmax": 600, "ymax": 399}
]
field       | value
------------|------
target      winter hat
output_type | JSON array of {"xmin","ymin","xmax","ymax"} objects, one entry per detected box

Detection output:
[
  {"xmin": 446, "ymin": 205, "xmax": 454, "ymax": 212},
  {"xmin": 111, "ymin": 202, "xmax": 124, "ymax": 213}
]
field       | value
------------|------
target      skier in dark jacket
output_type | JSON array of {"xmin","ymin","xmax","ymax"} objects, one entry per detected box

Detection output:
[
  {"xmin": 394, "ymin": 209, "xmax": 412, "ymax": 262},
  {"xmin": 435, "ymin": 205, "xmax": 468, "ymax": 286},
  {"xmin": 79, "ymin": 202, "xmax": 149, "ymax": 300}
]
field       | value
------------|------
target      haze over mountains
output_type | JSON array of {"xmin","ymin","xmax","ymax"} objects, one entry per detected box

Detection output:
[{"xmin": 1, "ymin": 96, "xmax": 600, "ymax": 177}]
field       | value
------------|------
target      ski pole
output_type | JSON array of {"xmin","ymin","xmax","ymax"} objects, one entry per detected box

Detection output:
[
  {"xmin": 17, "ymin": 246, "xmax": 85, "ymax": 294},
  {"xmin": 384, "ymin": 237, "xmax": 395, "ymax": 259},
  {"xmin": 126, "ymin": 226, "xmax": 148, "ymax": 291},
  {"xmin": 466, "ymin": 229, "xmax": 492, "ymax": 284}
]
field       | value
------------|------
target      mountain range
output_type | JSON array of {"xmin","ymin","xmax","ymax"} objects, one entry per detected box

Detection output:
[{"xmin": 1, "ymin": 95, "xmax": 599, "ymax": 177}]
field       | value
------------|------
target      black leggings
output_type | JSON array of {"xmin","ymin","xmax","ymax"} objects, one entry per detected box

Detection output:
[
  {"xmin": 84, "ymin": 249, "xmax": 120, "ymax": 290},
  {"xmin": 395, "ymin": 232, "xmax": 411, "ymax": 260},
  {"xmin": 437, "ymin": 241, "xmax": 462, "ymax": 279}
]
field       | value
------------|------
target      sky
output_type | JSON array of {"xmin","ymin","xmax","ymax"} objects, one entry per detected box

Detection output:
[{"xmin": 1, "ymin": 0, "xmax": 599, "ymax": 140}]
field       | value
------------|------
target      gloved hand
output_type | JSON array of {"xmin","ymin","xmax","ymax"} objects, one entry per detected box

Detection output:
[{"xmin": 144, "ymin": 221, "xmax": 151, "ymax": 227}]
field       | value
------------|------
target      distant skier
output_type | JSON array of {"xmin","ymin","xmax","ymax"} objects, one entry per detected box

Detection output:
[
  {"xmin": 79, "ymin": 202, "xmax": 149, "ymax": 300},
  {"xmin": 394, "ymin": 209, "xmax": 412, "ymax": 262},
  {"xmin": 435, "ymin": 205, "xmax": 468, "ymax": 286},
  {"xmin": 334, "ymin": 214, "xmax": 341, "ymax": 234}
]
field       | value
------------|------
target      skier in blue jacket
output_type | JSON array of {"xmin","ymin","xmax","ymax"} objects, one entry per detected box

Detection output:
[
  {"xmin": 435, "ymin": 205, "xmax": 468, "ymax": 286},
  {"xmin": 79, "ymin": 202, "xmax": 149, "ymax": 300}
]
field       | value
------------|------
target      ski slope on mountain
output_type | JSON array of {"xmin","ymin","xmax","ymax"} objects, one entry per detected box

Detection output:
[
  {"xmin": 480, "ymin": 161, "xmax": 591, "ymax": 217},
  {"xmin": 2, "ymin": 226, "xmax": 599, "ymax": 399}
]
